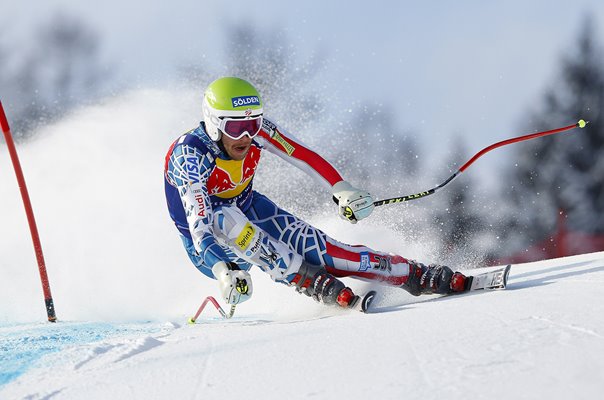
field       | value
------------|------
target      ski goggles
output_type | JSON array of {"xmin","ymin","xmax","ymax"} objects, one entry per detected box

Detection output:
[{"xmin": 218, "ymin": 115, "xmax": 263, "ymax": 140}]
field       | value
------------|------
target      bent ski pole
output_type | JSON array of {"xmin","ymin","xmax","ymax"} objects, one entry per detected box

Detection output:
[
  {"xmin": 188, "ymin": 296, "xmax": 236, "ymax": 323},
  {"xmin": 374, "ymin": 120, "xmax": 588, "ymax": 207}
]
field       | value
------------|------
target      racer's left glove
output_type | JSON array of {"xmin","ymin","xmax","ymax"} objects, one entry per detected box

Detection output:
[
  {"xmin": 331, "ymin": 180, "xmax": 375, "ymax": 224},
  {"xmin": 212, "ymin": 261, "xmax": 253, "ymax": 305}
]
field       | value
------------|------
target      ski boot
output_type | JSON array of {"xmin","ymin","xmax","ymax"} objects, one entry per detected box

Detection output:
[
  {"xmin": 402, "ymin": 261, "xmax": 468, "ymax": 296},
  {"xmin": 290, "ymin": 261, "xmax": 364, "ymax": 309}
]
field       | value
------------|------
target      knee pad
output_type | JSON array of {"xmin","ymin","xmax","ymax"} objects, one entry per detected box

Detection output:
[
  {"xmin": 213, "ymin": 206, "xmax": 267, "ymax": 262},
  {"xmin": 213, "ymin": 206, "xmax": 302, "ymax": 280},
  {"xmin": 212, "ymin": 206, "xmax": 252, "ymax": 246}
]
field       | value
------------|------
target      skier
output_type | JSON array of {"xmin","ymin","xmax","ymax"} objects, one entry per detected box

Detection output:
[{"xmin": 164, "ymin": 77, "xmax": 468, "ymax": 311}]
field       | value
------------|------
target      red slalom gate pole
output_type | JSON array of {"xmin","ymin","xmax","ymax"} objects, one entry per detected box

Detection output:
[{"xmin": 0, "ymin": 101, "xmax": 56, "ymax": 322}]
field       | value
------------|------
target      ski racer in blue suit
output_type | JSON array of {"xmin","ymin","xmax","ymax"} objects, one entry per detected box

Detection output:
[{"xmin": 164, "ymin": 77, "xmax": 468, "ymax": 309}]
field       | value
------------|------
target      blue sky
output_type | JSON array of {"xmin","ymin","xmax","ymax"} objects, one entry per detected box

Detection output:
[{"xmin": 4, "ymin": 0, "xmax": 604, "ymax": 176}]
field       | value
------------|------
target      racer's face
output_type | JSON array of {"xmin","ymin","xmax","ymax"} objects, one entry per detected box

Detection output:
[{"xmin": 221, "ymin": 133, "xmax": 252, "ymax": 160}]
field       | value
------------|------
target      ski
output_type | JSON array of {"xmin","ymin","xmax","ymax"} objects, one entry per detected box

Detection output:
[
  {"xmin": 350, "ymin": 265, "xmax": 511, "ymax": 314},
  {"xmin": 350, "ymin": 290, "xmax": 378, "ymax": 313},
  {"xmin": 357, "ymin": 265, "xmax": 511, "ymax": 314},
  {"xmin": 464, "ymin": 264, "xmax": 511, "ymax": 292},
  {"xmin": 360, "ymin": 290, "xmax": 377, "ymax": 312}
]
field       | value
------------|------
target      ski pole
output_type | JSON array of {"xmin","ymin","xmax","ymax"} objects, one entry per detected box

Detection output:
[
  {"xmin": 188, "ymin": 296, "xmax": 236, "ymax": 323},
  {"xmin": 373, "ymin": 119, "xmax": 588, "ymax": 207},
  {"xmin": 0, "ymin": 101, "xmax": 57, "ymax": 322}
]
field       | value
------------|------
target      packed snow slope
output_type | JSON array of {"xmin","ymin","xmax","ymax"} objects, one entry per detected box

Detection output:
[
  {"xmin": 1, "ymin": 252, "xmax": 603, "ymax": 400},
  {"xmin": 1, "ymin": 90, "xmax": 603, "ymax": 399}
]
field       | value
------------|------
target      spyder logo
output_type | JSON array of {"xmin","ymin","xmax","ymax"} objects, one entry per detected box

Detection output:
[{"xmin": 373, "ymin": 255, "xmax": 392, "ymax": 272}]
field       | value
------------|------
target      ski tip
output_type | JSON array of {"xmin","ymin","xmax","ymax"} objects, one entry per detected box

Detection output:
[
  {"xmin": 361, "ymin": 290, "xmax": 378, "ymax": 313},
  {"xmin": 503, "ymin": 264, "xmax": 512, "ymax": 288}
]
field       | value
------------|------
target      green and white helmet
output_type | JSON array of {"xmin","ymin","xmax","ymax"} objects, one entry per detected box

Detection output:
[{"xmin": 202, "ymin": 77, "xmax": 264, "ymax": 141}]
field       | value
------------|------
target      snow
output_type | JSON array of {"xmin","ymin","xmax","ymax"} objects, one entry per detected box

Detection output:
[
  {"xmin": 1, "ymin": 90, "xmax": 604, "ymax": 399},
  {"xmin": 1, "ymin": 252, "xmax": 603, "ymax": 399}
]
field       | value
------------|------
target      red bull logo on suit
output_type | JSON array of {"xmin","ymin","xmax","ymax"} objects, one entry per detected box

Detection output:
[{"xmin": 207, "ymin": 144, "xmax": 261, "ymax": 198}]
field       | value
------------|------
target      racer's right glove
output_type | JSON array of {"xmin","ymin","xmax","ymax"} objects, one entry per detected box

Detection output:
[
  {"xmin": 331, "ymin": 180, "xmax": 375, "ymax": 224},
  {"xmin": 211, "ymin": 261, "xmax": 253, "ymax": 305}
]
